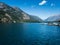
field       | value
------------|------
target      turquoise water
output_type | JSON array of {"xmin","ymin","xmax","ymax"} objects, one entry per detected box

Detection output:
[{"xmin": 0, "ymin": 23, "xmax": 60, "ymax": 45}]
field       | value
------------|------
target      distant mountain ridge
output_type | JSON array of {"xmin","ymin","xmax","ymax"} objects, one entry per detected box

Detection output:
[
  {"xmin": 0, "ymin": 2, "xmax": 42, "ymax": 23},
  {"xmin": 45, "ymin": 15, "xmax": 60, "ymax": 22}
]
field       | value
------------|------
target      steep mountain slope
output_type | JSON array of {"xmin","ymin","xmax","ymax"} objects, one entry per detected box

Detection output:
[
  {"xmin": 0, "ymin": 2, "xmax": 21, "ymax": 23},
  {"xmin": 13, "ymin": 7, "xmax": 30, "ymax": 20},
  {"xmin": 13, "ymin": 7, "xmax": 42, "ymax": 22},
  {"xmin": 0, "ymin": 2, "xmax": 42, "ymax": 23}
]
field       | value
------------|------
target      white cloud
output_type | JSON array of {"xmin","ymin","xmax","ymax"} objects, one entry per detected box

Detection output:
[{"xmin": 39, "ymin": 0, "xmax": 47, "ymax": 6}]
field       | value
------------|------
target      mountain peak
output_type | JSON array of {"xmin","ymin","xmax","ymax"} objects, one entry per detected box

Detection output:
[
  {"xmin": 0, "ymin": 2, "xmax": 4, "ymax": 3},
  {"xmin": 0, "ymin": 2, "xmax": 7, "ymax": 9},
  {"xmin": 0, "ymin": 2, "xmax": 5, "ymax": 5}
]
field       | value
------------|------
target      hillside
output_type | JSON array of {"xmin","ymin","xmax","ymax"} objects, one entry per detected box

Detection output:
[{"xmin": 0, "ymin": 2, "xmax": 42, "ymax": 23}]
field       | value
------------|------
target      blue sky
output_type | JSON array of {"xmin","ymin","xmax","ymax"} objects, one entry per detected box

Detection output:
[{"xmin": 0, "ymin": 0, "xmax": 60, "ymax": 19}]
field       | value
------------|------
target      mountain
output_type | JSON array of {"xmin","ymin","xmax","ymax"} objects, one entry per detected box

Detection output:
[
  {"xmin": 29, "ymin": 15, "xmax": 42, "ymax": 22},
  {"xmin": 13, "ymin": 7, "xmax": 42, "ymax": 22},
  {"xmin": 0, "ymin": 2, "xmax": 42, "ymax": 23},
  {"xmin": 45, "ymin": 15, "xmax": 60, "ymax": 22}
]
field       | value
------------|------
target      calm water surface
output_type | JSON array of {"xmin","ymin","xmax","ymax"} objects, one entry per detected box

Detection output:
[{"xmin": 0, "ymin": 23, "xmax": 60, "ymax": 45}]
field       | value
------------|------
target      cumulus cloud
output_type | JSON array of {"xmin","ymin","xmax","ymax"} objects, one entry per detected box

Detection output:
[{"xmin": 39, "ymin": 0, "xmax": 47, "ymax": 5}]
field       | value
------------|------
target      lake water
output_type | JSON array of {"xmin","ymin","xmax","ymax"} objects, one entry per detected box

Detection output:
[{"xmin": 0, "ymin": 23, "xmax": 60, "ymax": 45}]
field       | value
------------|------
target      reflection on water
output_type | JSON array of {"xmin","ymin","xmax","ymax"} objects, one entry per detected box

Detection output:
[
  {"xmin": 0, "ymin": 23, "xmax": 60, "ymax": 45},
  {"xmin": 0, "ymin": 24, "xmax": 24, "ymax": 45}
]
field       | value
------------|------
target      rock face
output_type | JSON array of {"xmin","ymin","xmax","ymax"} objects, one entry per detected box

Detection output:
[{"xmin": 0, "ymin": 2, "xmax": 42, "ymax": 23}]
